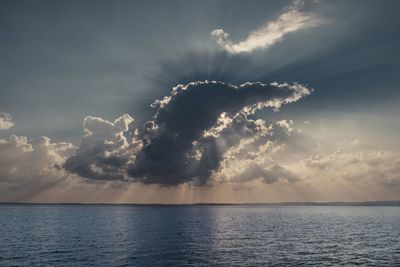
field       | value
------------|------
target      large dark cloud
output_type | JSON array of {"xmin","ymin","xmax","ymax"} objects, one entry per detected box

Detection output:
[{"xmin": 65, "ymin": 80, "xmax": 311, "ymax": 186}]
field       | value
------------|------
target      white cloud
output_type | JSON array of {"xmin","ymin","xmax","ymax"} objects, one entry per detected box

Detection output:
[
  {"xmin": 211, "ymin": 2, "xmax": 324, "ymax": 54},
  {"xmin": 0, "ymin": 135, "xmax": 76, "ymax": 200},
  {"xmin": 0, "ymin": 112, "xmax": 14, "ymax": 130}
]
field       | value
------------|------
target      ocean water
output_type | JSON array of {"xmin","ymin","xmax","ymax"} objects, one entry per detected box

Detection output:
[{"xmin": 0, "ymin": 205, "xmax": 399, "ymax": 266}]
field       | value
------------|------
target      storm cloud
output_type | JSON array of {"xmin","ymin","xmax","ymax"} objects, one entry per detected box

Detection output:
[{"xmin": 65, "ymin": 80, "xmax": 311, "ymax": 186}]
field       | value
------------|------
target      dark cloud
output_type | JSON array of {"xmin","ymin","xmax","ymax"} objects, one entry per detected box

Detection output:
[
  {"xmin": 65, "ymin": 80, "xmax": 310, "ymax": 186},
  {"xmin": 129, "ymin": 81, "xmax": 309, "ymax": 185},
  {"xmin": 63, "ymin": 114, "xmax": 135, "ymax": 180}
]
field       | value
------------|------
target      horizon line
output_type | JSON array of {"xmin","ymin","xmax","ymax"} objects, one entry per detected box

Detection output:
[{"xmin": 1, "ymin": 200, "xmax": 400, "ymax": 206}]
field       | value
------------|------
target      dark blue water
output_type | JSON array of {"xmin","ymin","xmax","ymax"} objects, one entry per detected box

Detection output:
[{"xmin": 0, "ymin": 205, "xmax": 399, "ymax": 266}]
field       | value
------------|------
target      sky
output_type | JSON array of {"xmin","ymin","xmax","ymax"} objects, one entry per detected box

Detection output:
[{"xmin": 1, "ymin": 0, "xmax": 400, "ymax": 203}]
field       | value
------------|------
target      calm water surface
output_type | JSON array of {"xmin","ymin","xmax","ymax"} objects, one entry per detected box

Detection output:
[{"xmin": 0, "ymin": 205, "xmax": 399, "ymax": 266}]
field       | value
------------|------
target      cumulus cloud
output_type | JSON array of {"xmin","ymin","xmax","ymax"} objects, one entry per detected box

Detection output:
[
  {"xmin": 0, "ymin": 134, "xmax": 76, "ymax": 200},
  {"xmin": 128, "ymin": 81, "xmax": 310, "ymax": 186},
  {"xmin": 64, "ymin": 80, "xmax": 311, "ymax": 186},
  {"xmin": 64, "ymin": 114, "xmax": 135, "ymax": 181},
  {"xmin": 0, "ymin": 81, "xmax": 310, "ymax": 190},
  {"xmin": 214, "ymin": 119, "xmax": 300, "ymax": 185},
  {"xmin": 211, "ymin": 1, "xmax": 324, "ymax": 54},
  {"xmin": 0, "ymin": 112, "xmax": 14, "ymax": 130}
]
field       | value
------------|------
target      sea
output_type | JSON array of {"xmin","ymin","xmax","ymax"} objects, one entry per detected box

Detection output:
[{"xmin": 1, "ymin": 204, "xmax": 399, "ymax": 266}]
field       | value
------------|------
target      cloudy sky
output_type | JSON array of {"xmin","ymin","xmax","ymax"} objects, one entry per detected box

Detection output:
[{"xmin": 1, "ymin": 0, "xmax": 400, "ymax": 203}]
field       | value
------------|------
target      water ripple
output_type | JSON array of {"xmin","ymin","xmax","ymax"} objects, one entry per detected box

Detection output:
[{"xmin": 0, "ymin": 205, "xmax": 399, "ymax": 266}]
